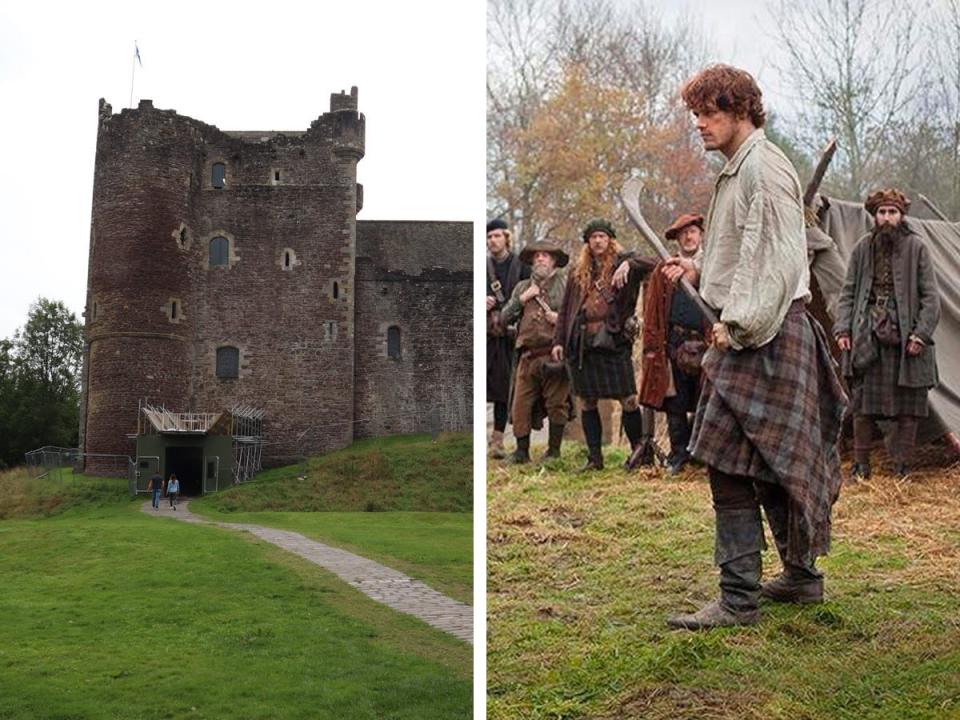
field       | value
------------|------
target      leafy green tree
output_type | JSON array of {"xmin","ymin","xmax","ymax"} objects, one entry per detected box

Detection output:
[{"xmin": 0, "ymin": 299, "xmax": 83, "ymax": 468}]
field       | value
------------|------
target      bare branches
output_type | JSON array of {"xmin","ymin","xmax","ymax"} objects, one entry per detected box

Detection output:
[{"xmin": 768, "ymin": 0, "xmax": 927, "ymax": 197}]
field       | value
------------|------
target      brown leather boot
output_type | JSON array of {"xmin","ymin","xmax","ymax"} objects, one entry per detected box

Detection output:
[
  {"xmin": 668, "ymin": 508, "xmax": 763, "ymax": 630},
  {"xmin": 760, "ymin": 572, "xmax": 823, "ymax": 604},
  {"xmin": 541, "ymin": 423, "xmax": 564, "ymax": 460},
  {"xmin": 577, "ymin": 448, "xmax": 604, "ymax": 472},
  {"xmin": 666, "ymin": 599, "xmax": 759, "ymax": 630},
  {"xmin": 759, "ymin": 485, "xmax": 824, "ymax": 604}
]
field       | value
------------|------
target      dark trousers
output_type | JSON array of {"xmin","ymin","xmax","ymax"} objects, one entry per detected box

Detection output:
[
  {"xmin": 663, "ymin": 363, "xmax": 699, "ymax": 462},
  {"xmin": 493, "ymin": 402, "xmax": 508, "ymax": 433}
]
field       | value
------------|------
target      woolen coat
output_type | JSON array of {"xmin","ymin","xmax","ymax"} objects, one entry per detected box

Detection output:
[
  {"xmin": 834, "ymin": 225, "xmax": 940, "ymax": 388},
  {"xmin": 638, "ymin": 262, "xmax": 712, "ymax": 409}
]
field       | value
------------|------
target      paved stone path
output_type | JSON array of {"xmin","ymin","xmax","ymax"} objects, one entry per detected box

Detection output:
[{"xmin": 141, "ymin": 500, "xmax": 473, "ymax": 643}]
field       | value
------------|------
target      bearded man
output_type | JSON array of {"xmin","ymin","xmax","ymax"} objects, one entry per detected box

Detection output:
[
  {"xmin": 666, "ymin": 65, "xmax": 848, "ymax": 630},
  {"xmin": 500, "ymin": 240, "xmax": 570, "ymax": 463},
  {"xmin": 638, "ymin": 213, "xmax": 711, "ymax": 475},
  {"xmin": 551, "ymin": 219, "xmax": 653, "ymax": 471},
  {"xmin": 835, "ymin": 189, "xmax": 940, "ymax": 479},
  {"xmin": 487, "ymin": 218, "xmax": 531, "ymax": 458}
]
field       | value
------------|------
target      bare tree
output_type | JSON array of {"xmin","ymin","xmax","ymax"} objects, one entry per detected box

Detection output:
[
  {"xmin": 926, "ymin": 0, "xmax": 960, "ymax": 216},
  {"xmin": 768, "ymin": 0, "xmax": 927, "ymax": 199}
]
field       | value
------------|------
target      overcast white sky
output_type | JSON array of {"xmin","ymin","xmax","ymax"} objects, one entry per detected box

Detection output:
[
  {"xmin": 0, "ymin": 0, "xmax": 485, "ymax": 341},
  {"xmin": 0, "ymin": 0, "xmax": 788, "ymax": 342}
]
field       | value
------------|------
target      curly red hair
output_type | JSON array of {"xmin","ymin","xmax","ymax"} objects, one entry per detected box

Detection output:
[{"xmin": 681, "ymin": 64, "xmax": 766, "ymax": 128}]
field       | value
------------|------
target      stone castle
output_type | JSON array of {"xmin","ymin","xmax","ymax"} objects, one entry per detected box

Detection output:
[{"xmin": 79, "ymin": 88, "xmax": 471, "ymax": 478}]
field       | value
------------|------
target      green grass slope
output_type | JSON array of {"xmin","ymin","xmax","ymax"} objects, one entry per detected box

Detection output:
[
  {"xmin": 0, "ymin": 467, "xmax": 133, "ymax": 519},
  {"xmin": 199, "ymin": 432, "xmax": 472, "ymax": 513}
]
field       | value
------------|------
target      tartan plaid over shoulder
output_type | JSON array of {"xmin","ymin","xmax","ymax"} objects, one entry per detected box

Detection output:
[{"xmin": 690, "ymin": 303, "xmax": 849, "ymax": 564}]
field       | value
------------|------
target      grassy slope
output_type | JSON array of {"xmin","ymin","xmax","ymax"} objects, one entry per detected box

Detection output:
[
  {"xmin": 0, "ymin": 467, "xmax": 131, "ymax": 519},
  {"xmin": 487, "ymin": 444, "xmax": 960, "ymax": 720},
  {"xmin": 0, "ymin": 506, "xmax": 471, "ymax": 720},
  {"xmin": 197, "ymin": 432, "xmax": 472, "ymax": 512}
]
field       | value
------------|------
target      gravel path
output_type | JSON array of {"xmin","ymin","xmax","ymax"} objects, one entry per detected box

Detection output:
[{"xmin": 141, "ymin": 499, "xmax": 473, "ymax": 643}]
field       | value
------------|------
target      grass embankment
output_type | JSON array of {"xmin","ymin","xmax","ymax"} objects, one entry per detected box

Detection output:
[
  {"xmin": 0, "ymin": 506, "xmax": 471, "ymax": 720},
  {"xmin": 0, "ymin": 466, "xmax": 132, "ymax": 519},
  {"xmin": 197, "ymin": 432, "xmax": 472, "ymax": 513},
  {"xmin": 487, "ymin": 443, "xmax": 960, "ymax": 720},
  {"xmin": 190, "ymin": 432, "xmax": 473, "ymax": 603}
]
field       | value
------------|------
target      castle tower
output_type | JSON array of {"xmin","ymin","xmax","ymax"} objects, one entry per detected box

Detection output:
[
  {"xmin": 80, "ymin": 99, "xmax": 198, "ymax": 475},
  {"xmin": 80, "ymin": 90, "xmax": 366, "ymax": 473}
]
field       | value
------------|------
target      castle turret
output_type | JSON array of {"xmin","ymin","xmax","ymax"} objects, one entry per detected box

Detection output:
[{"xmin": 81, "ymin": 99, "xmax": 197, "ymax": 474}]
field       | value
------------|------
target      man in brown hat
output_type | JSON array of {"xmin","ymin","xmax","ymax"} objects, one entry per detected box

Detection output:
[
  {"xmin": 638, "ymin": 213, "xmax": 711, "ymax": 474},
  {"xmin": 835, "ymin": 188, "xmax": 940, "ymax": 479},
  {"xmin": 551, "ymin": 219, "xmax": 655, "ymax": 471},
  {"xmin": 500, "ymin": 240, "xmax": 570, "ymax": 463},
  {"xmin": 487, "ymin": 218, "xmax": 531, "ymax": 458},
  {"xmin": 666, "ymin": 65, "xmax": 847, "ymax": 630}
]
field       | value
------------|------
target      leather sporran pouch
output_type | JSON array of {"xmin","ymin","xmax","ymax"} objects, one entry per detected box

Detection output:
[
  {"xmin": 588, "ymin": 326, "xmax": 618, "ymax": 352},
  {"xmin": 541, "ymin": 359, "xmax": 566, "ymax": 378},
  {"xmin": 870, "ymin": 303, "xmax": 900, "ymax": 346},
  {"xmin": 673, "ymin": 339, "xmax": 707, "ymax": 376}
]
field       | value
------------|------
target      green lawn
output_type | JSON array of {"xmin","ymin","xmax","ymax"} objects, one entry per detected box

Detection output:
[
  {"xmin": 0, "ymin": 505, "xmax": 471, "ymax": 720},
  {"xmin": 0, "ymin": 433, "xmax": 474, "ymax": 718},
  {"xmin": 187, "ymin": 508, "xmax": 473, "ymax": 605},
  {"xmin": 487, "ymin": 443, "xmax": 960, "ymax": 720}
]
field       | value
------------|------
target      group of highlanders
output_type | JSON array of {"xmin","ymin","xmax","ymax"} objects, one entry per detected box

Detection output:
[{"xmin": 487, "ymin": 64, "xmax": 942, "ymax": 630}]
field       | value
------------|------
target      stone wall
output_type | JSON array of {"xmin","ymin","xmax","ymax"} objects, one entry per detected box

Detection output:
[{"xmin": 353, "ymin": 221, "xmax": 473, "ymax": 438}]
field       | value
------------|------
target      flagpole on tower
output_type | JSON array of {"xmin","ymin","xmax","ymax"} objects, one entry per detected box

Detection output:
[{"xmin": 129, "ymin": 41, "xmax": 142, "ymax": 108}]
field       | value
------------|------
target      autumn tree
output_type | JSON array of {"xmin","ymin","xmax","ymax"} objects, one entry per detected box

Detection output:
[
  {"xmin": 488, "ymin": 0, "xmax": 713, "ymax": 248},
  {"xmin": 498, "ymin": 63, "xmax": 713, "ymax": 253}
]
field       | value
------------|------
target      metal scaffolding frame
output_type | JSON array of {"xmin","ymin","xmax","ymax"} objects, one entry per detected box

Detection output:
[{"xmin": 230, "ymin": 405, "xmax": 265, "ymax": 484}]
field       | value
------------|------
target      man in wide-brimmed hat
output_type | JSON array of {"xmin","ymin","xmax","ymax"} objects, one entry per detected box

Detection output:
[
  {"xmin": 666, "ymin": 64, "xmax": 848, "ymax": 630},
  {"xmin": 551, "ymin": 219, "xmax": 656, "ymax": 471},
  {"xmin": 835, "ymin": 188, "xmax": 940, "ymax": 480},
  {"xmin": 638, "ymin": 213, "xmax": 711, "ymax": 475},
  {"xmin": 500, "ymin": 239, "xmax": 570, "ymax": 462},
  {"xmin": 487, "ymin": 218, "xmax": 531, "ymax": 458}
]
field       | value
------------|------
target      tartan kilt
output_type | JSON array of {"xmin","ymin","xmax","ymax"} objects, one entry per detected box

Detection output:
[
  {"xmin": 569, "ymin": 346, "xmax": 637, "ymax": 399},
  {"xmin": 689, "ymin": 302, "xmax": 848, "ymax": 564},
  {"xmin": 851, "ymin": 344, "xmax": 929, "ymax": 417},
  {"xmin": 487, "ymin": 335, "xmax": 515, "ymax": 403}
]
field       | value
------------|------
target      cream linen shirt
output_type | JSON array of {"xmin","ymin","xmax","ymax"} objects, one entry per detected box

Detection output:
[{"xmin": 698, "ymin": 128, "xmax": 810, "ymax": 349}]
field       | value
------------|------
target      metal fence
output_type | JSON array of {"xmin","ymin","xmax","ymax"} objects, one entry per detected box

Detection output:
[{"xmin": 24, "ymin": 447, "xmax": 134, "ymax": 491}]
